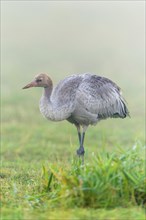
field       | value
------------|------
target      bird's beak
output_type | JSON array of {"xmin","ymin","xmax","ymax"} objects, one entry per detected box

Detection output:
[{"xmin": 22, "ymin": 81, "xmax": 37, "ymax": 89}]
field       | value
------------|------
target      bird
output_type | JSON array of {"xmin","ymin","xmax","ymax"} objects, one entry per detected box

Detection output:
[{"xmin": 23, "ymin": 73, "xmax": 129, "ymax": 161}]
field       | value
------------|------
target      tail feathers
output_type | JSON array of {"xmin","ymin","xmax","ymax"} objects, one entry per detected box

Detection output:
[
  {"xmin": 97, "ymin": 98, "xmax": 130, "ymax": 120},
  {"xmin": 119, "ymin": 99, "xmax": 130, "ymax": 118},
  {"xmin": 111, "ymin": 99, "xmax": 130, "ymax": 119}
]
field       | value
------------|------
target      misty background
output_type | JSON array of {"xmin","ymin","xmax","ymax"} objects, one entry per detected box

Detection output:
[{"xmin": 1, "ymin": 1, "xmax": 145, "ymax": 118}]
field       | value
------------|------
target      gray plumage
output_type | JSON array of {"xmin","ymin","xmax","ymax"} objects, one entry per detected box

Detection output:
[{"xmin": 23, "ymin": 73, "xmax": 129, "ymax": 160}]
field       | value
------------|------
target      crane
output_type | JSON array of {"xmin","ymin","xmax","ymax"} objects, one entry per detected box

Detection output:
[{"xmin": 23, "ymin": 73, "xmax": 129, "ymax": 161}]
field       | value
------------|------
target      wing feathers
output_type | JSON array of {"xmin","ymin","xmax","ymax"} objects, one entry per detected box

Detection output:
[{"xmin": 76, "ymin": 74, "xmax": 129, "ymax": 119}]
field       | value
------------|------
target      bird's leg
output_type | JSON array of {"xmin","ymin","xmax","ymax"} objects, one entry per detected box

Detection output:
[
  {"xmin": 76, "ymin": 132, "xmax": 85, "ymax": 157},
  {"xmin": 75, "ymin": 125, "xmax": 82, "ymax": 151},
  {"xmin": 76, "ymin": 125, "xmax": 84, "ymax": 156},
  {"xmin": 77, "ymin": 129, "xmax": 81, "ymax": 145},
  {"xmin": 75, "ymin": 124, "xmax": 81, "ymax": 144},
  {"xmin": 76, "ymin": 126, "xmax": 88, "ymax": 158}
]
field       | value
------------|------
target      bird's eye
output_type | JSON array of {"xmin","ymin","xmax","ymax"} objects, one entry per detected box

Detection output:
[{"xmin": 36, "ymin": 79, "xmax": 42, "ymax": 83}]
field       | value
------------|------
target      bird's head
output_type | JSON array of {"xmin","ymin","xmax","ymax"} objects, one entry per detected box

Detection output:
[{"xmin": 22, "ymin": 73, "xmax": 53, "ymax": 89}]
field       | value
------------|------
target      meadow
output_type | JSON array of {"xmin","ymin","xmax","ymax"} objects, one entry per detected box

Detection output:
[{"xmin": 1, "ymin": 70, "xmax": 145, "ymax": 220}]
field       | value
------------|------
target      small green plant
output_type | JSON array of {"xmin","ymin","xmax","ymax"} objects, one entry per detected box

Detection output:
[{"xmin": 42, "ymin": 144, "xmax": 145, "ymax": 208}]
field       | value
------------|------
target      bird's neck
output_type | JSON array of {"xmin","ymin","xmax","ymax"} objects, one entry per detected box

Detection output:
[
  {"xmin": 39, "ymin": 86, "xmax": 54, "ymax": 119},
  {"xmin": 39, "ymin": 86, "xmax": 62, "ymax": 121},
  {"xmin": 43, "ymin": 86, "xmax": 52, "ymax": 101},
  {"xmin": 40, "ymin": 86, "xmax": 71, "ymax": 122}
]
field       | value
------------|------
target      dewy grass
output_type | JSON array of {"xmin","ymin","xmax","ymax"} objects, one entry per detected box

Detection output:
[{"xmin": 41, "ymin": 144, "xmax": 145, "ymax": 209}]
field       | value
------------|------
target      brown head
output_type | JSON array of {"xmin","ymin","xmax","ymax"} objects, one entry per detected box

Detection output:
[{"xmin": 22, "ymin": 73, "xmax": 53, "ymax": 89}]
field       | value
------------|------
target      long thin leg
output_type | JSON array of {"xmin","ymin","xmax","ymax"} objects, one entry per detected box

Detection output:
[
  {"xmin": 75, "ymin": 124, "xmax": 81, "ymax": 146},
  {"xmin": 76, "ymin": 132, "xmax": 85, "ymax": 156},
  {"xmin": 76, "ymin": 126, "xmax": 88, "ymax": 158},
  {"xmin": 81, "ymin": 132, "xmax": 85, "ymax": 147},
  {"xmin": 78, "ymin": 131, "xmax": 81, "ymax": 146}
]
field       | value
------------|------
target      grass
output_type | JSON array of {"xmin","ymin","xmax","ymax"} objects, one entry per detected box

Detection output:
[
  {"xmin": 46, "ymin": 146, "xmax": 145, "ymax": 207},
  {"xmin": 1, "ymin": 72, "xmax": 145, "ymax": 219},
  {"xmin": 1, "ymin": 145, "xmax": 145, "ymax": 219},
  {"xmin": 1, "ymin": 115, "xmax": 145, "ymax": 219}
]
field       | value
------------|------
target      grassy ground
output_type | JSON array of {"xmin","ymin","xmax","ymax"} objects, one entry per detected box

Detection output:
[{"xmin": 1, "ymin": 72, "xmax": 145, "ymax": 220}]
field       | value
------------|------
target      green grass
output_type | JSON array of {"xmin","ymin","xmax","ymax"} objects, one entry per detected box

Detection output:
[
  {"xmin": 1, "ymin": 71, "xmax": 145, "ymax": 219},
  {"xmin": 41, "ymin": 145, "xmax": 145, "ymax": 208},
  {"xmin": 1, "ymin": 113, "xmax": 145, "ymax": 219},
  {"xmin": 1, "ymin": 145, "xmax": 145, "ymax": 219}
]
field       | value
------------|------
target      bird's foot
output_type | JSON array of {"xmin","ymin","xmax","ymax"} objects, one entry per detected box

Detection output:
[
  {"xmin": 76, "ymin": 146, "xmax": 85, "ymax": 157},
  {"xmin": 77, "ymin": 146, "xmax": 85, "ymax": 165}
]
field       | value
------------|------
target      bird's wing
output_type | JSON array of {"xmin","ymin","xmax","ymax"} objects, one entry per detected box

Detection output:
[
  {"xmin": 76, "ymin": 74, "xmax": 129, "ymax": 119},
  {"xmin": 51, "ymin": 75, "xmax": 83, "ymax": 119}
]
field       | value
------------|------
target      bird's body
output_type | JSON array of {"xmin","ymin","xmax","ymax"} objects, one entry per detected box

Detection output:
[
  {"xmin": 23, "ymin": 73, "xmax": 129, "ymax": 160},
  {"xmin": 40, "ymin": 73, "xmax": 128, "ymax": 124}
]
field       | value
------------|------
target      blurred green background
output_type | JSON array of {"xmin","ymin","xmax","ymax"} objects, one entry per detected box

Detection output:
[{"xmin": 1, "ymin": 1, "xmax": 145, "ymax": 154}]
